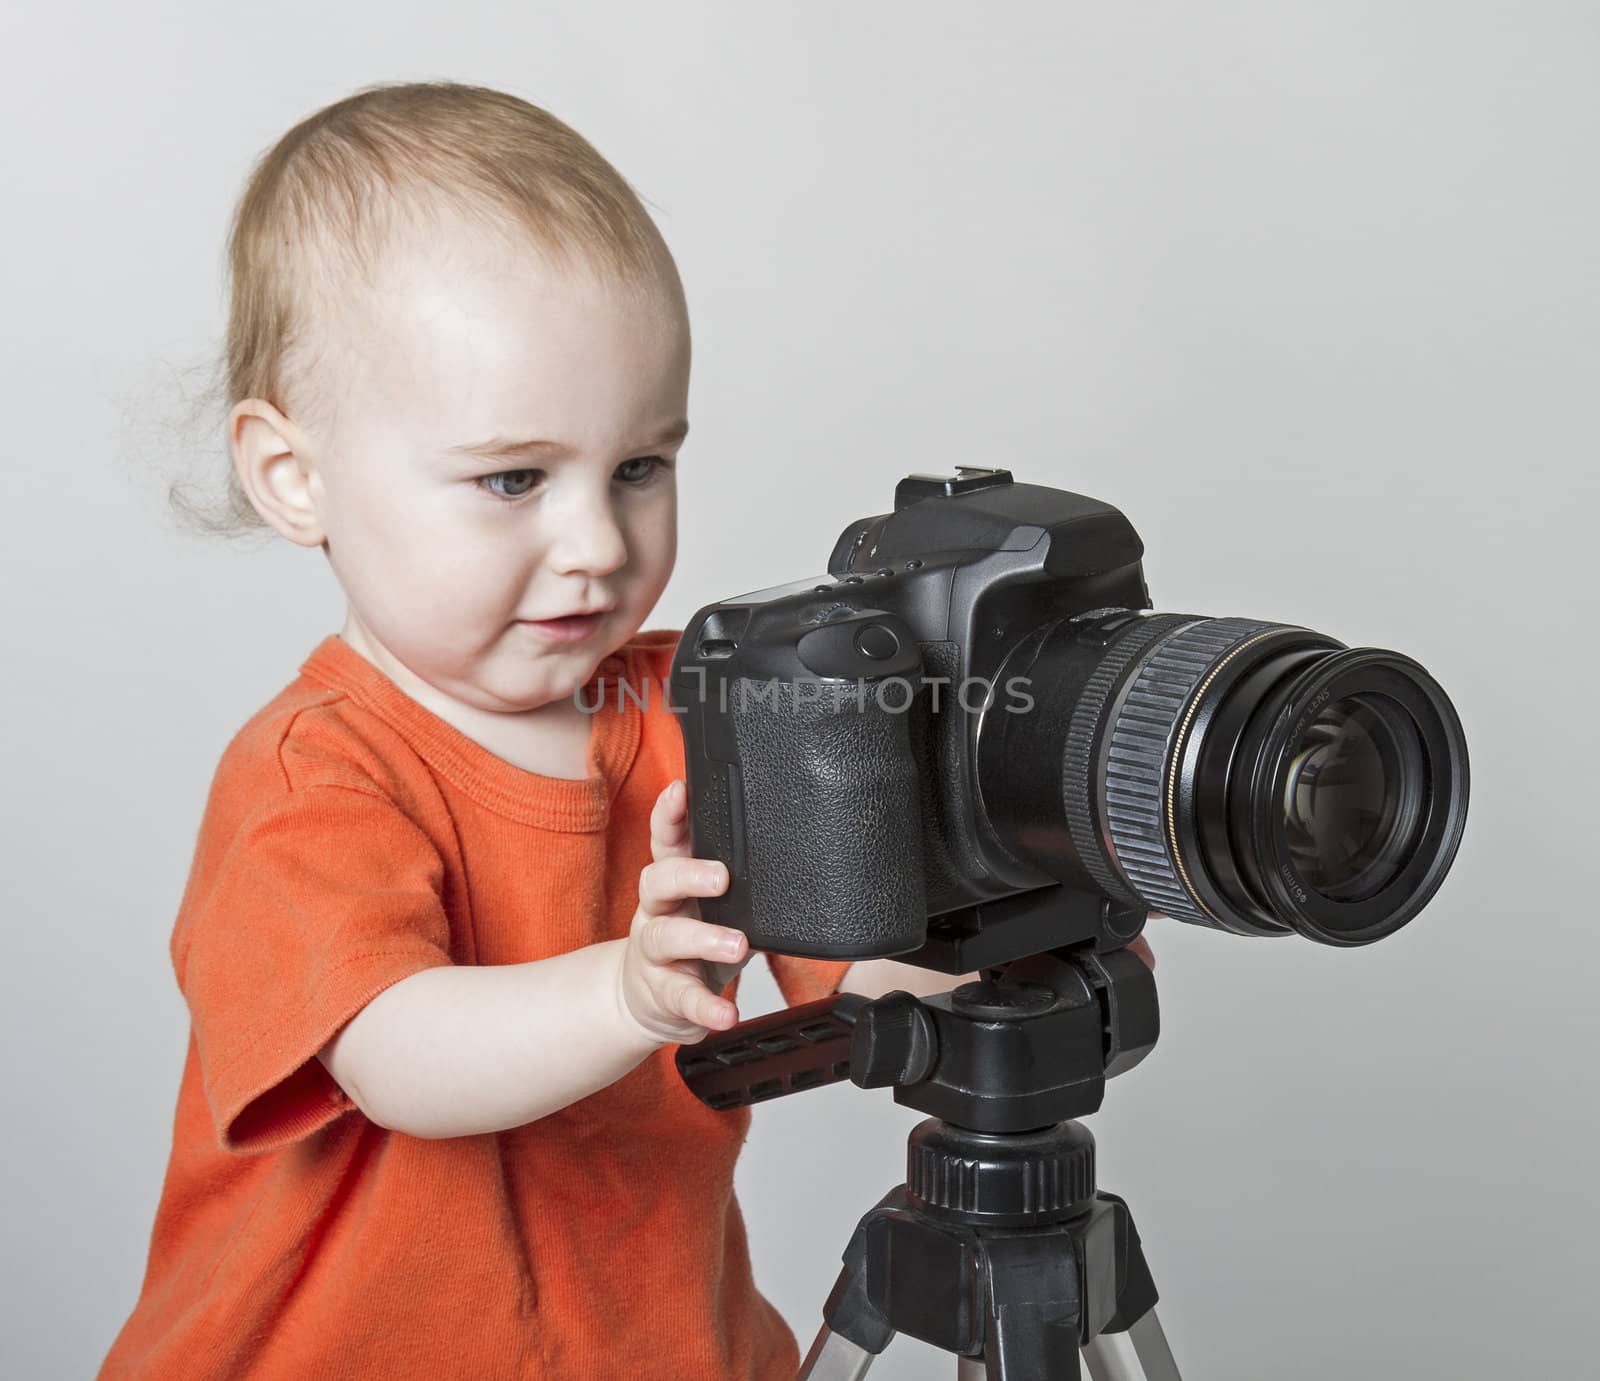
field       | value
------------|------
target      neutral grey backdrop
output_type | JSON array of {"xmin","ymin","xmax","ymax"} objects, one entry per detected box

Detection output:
[{"xmin": 3, "ymin": 3, "xmax": 1594, "ymax": 1378}]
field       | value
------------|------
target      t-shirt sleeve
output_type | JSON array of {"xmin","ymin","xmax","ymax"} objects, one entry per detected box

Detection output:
[
  {"xmin": 765, "ymin": 952, "xmax": 853, "ymax": 1008},
  {"xmin": 174, "ymin": 781, "xmax": 455, "ymax": 1154}
]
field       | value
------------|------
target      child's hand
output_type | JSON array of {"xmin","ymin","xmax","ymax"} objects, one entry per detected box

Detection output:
[{"xmin": 617, "ymin": 778, "xmax": 752, "ymax": 1045}]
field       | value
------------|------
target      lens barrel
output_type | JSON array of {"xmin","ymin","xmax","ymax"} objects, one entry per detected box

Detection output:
[{"xmin": 977, "ymin": 612, "xmax": 1469, "ymax": 945}]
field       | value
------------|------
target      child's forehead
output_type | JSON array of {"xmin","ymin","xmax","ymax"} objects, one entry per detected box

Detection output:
[
  {"xmin": 324, "ymin": 208, "xmax": 682, "ymax": 339},
  {"xmin": 301, "ymin": 220, "xmax": 688, "ymax": 438}
]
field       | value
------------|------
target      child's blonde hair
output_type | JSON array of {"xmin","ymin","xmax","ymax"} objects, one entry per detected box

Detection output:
[{"xmin": 171, "ymin": 79, "xmax": 682, "ymax": 538}]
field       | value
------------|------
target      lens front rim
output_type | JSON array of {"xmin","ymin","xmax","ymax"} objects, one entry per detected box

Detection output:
[
  {"xmin": 1240, "ymin": 649, "xmax": 1470, "ymax": 946},
  {"xmin": 1175, "ymin": 636, "xmax": 1336, "ymax": 936}
]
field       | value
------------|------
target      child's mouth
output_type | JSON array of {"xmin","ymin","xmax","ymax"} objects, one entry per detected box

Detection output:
[{"xmin": 517, "ymin": 612, "xmax": 604, "ymax": 643}]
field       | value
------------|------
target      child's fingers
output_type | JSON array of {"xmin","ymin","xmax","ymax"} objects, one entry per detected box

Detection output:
[
  {"xmin": 663, "ymin": 969, "xmax": 737, "ymax": 1030},
  {"xmin": 633, "ymin": 912, "xmax": 747, "ymax": 968},
  {"xmin": 650, "ymin": 778, "xmax": 687, "ymax": 829},
  {"xmin": 650, "ymin": 779, "xmax": 694, "ymax": 862},
  {"xmin": 638, "ymin": 854, "xmax": 728, "ymax": 915}
]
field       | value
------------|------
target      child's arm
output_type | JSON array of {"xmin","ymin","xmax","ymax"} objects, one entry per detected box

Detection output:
[{"xmin": 317, "ymin": 779, "xmax": 746, "ymax": 1139}]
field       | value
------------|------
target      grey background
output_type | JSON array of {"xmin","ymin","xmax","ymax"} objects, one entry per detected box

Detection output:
[{"xmin": 3, "ymin": 3, "xmax": 1594, "ymax": 1377}]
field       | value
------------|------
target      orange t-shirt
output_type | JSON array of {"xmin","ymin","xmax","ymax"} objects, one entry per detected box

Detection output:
[{"xmin": 101, "ymin": 629, "xmax": 850, "ymax": 1380}]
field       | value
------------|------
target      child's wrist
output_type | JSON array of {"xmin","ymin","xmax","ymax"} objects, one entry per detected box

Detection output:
[{"xmin": 602, "ymin": 938, "xmax": 669, "ymax": 1054}]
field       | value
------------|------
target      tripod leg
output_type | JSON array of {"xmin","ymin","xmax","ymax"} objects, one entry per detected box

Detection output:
[
  {"xmin": 1080, "ymin": 1309, "xmax": 1181, "ymax": 1381},
  {"xmin": 798, "ymin": 1324, "xmax": 877, "ymax": 1380},
  {"xmin": 799, "ymin": 1197, "xmax": 902, "ymax": 1380},
  {"xmin": 1127, "ymin": 1311, "xmax": 1180, "ymax": 1381}
]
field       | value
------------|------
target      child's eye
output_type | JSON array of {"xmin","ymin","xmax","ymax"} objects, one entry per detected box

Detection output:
[
  {"xmin": 477, "ymin": 468, "xmax": 543, "ymax": 501},
  {"xmin": 475, "ymin": 456, "xmax": 673, "ymax": 502},
  {"xmin": 617, "ymin": 455, "xmax": 675, "ymax": 486}
]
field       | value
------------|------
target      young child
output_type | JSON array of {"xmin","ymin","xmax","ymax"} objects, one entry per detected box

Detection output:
[{"xmin": 100, "ymin": 80, "xmax": 965, "ymax": 1380}]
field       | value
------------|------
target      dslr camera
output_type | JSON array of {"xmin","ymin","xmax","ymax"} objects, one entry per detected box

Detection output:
[{"xmin": 669, "ymin": 467, "xmax": 1469, "ymax": 960}]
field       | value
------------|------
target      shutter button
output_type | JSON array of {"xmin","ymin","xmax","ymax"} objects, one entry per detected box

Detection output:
[{"xmin": 854, "ymin": 624, "xmax": 899, "ymax": 660}]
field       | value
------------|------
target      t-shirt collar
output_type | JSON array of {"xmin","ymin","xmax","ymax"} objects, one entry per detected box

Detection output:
[{"xmin": 298, "ymin": 634, "xmax": 642, "ymax": 832}]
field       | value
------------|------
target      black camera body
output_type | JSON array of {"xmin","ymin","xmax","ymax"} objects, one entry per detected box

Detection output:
[
  {"xmin": 671, "ymin": 469, "xmax": 1146, "ymax": 957},
  {"xmin": 669, "ymin": 467, "xmax": 1468, "ymax": 959}
]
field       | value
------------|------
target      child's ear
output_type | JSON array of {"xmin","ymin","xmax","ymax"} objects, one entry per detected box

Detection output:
[{"xmin": 229, "ymin": 399, "xmax": 326, "ymax": 548}]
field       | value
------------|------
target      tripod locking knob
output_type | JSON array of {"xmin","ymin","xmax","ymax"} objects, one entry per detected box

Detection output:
[
  {"xmin": 851, "ymin": 991, "xmax": 939, "ymax": 1088},
  {"xmin": 905, "ymin": 1118, "xmax": 1097, "ymax": 1227}
]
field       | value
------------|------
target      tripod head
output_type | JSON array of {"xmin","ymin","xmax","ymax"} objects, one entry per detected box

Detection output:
[
  {"xmin": 677, "ymin": 887, "xmax": 1174, "ymax": 1376},
  {"xmin": 676, "ymin": 884, "xmax": 1159, "ymax": 1135}
]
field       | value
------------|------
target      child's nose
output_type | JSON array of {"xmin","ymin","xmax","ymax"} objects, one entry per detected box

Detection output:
[{"xmin": 549, "ymin": 505, "xmax": 628, "ymax": 576}]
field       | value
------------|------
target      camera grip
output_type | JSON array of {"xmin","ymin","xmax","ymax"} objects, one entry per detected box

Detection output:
[{"xmin": 720, "ymin": 679, "xmax": 926, "ymax": 957}]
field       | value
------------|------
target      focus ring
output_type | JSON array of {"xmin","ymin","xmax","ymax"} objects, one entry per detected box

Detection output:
[
  {"xmin": 1061, "ymin": 614, "xmax": 1197, "ymax": 908},
  {"xmin": 1103, "ymin": 618, "xmax": 1279, "ymax": 928}
]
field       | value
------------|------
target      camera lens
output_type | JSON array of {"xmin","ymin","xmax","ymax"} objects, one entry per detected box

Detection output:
[
  {"xmin": 976, "ymin": 613, "xmax": 1469, "ymax": 946},
  {"xmin": 1281, "ymin": 693, "xmax": 1427, "ymax": 901}
]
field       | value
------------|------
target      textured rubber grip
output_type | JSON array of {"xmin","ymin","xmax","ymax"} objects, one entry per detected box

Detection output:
[
  {"xmin": 675, "ymin": 995, "xmax": 867, "ymax": 1110},
  {"xmin": 729, "ymin": 679, "xmax": 927, "ymax": 954}
]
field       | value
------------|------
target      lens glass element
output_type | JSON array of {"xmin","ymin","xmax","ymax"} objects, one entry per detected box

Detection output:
[{"xmin": 1281, "ymin": 693, "xmax": 1428, "ymax": 901}]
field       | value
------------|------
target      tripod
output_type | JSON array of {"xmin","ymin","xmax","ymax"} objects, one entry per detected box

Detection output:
[
  {"xmin": 794, "ymin": 1121, "xmax": 1179, "ymax": 1381},
  {"xmin": 677, "ymin": 886, "xmax": 1185, "ymax": 1380}
]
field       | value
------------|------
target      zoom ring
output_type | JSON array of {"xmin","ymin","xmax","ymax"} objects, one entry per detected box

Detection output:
[
  {"xmin": 1103, "ymin": 618, "xmax": 1280, "ymax": 929},
  {"xmin": 1061, "ymin": 613, "xmax": 1196, "ymax": 909}
]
